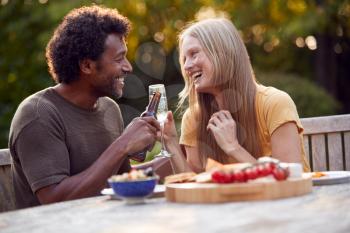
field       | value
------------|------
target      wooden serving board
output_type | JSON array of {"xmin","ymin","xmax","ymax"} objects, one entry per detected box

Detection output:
[{"xmin": 165, "ymin": 176, "xmax": 312, "ymax": 203}]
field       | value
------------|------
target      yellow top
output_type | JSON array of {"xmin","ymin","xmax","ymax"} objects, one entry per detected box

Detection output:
[{"xmin": 179, "ymin": 84, "xmax": 311, "ymax": 172}]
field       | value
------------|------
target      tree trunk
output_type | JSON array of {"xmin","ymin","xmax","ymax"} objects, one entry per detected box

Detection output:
[{"xmin": 314, "ymin": 34, "xmax": 338, "ymax": 97}]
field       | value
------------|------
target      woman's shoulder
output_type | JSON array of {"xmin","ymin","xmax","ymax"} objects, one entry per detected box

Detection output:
[
  {"xmin": 181, "ymin": 104, "xmax": 199, "ymax": 120},
  {"xmin": 256, "ymin": 84, "xmax": 295, "ymax": 106},
  {"xmin": 257, "ymin": 84, "xmax": 290, "ymax": 98},
  {"xmin": 181, "ymin": 107, "xmax": 194, "ymax": 122},
  {"xmin": 255, "ymin": 85, "xmax": 303, "ymax": 135}
]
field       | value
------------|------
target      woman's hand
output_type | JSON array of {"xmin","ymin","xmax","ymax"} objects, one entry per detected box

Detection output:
[
  {"xmin": 162, "ymin": 111, "xmax": 193, "ymax": 173},
  {"xmin": 207, "ymin": 110, "xmax": 240, "ymax": 154},
  {"xmin": 161, "ymin": 111, "xmax": 178, "ymax": 144}
]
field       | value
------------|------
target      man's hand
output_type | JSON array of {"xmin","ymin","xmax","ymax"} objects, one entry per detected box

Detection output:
[{"xmin": 120, "ymin": 116, "xmax": 160, "ymax": 155}]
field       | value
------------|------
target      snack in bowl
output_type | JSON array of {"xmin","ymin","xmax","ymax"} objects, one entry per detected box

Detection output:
[{"xmin": 108, "ymin": 168, "xmax": 158, "ymax": 201}]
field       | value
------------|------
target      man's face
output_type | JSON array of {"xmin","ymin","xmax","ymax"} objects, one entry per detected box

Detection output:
[{"xmin": 93, "ymin": 34, "xmax": 132, "ymax": 99}]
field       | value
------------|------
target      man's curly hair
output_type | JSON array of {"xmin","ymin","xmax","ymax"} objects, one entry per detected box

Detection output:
[{"xmin": 46, "ymin": 5, "xmax": 131, "ymax": 84}]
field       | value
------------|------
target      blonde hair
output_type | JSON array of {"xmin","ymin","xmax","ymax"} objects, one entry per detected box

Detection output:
[{"xmin": 178, "ymin": 18, "xmax": 262, "ymax": 165}]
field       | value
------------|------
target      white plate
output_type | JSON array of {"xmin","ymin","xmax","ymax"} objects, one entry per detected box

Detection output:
[
  {"xmin": 307, "ymin": 171, "xmax": 350, "ymax": 185},
  {"xmin": 101, "ymin": 184, "xmax": 165, "ymax": 200}
]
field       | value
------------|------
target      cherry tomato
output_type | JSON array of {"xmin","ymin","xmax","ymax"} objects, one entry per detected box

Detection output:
[
  {"xmin": 272, "ymin": 167, "xmax": 288, "ymax": 181},
  {"xmin": 244, "ymin": 167, "xmax": 259, "ymax": 180},
  {"xmin": 229, "ymin": 172, "xmax": 236, "ymax": 183},
  {"xmin": 257, "ymin": 164, "xmax": 270, "ymax": 177},
  {"xmin": 222, "ymin": 172, "xmax": 232, "ymax": 183},
  {"xmin": 212, "ymin": 171, "xmax": 231, "ymax": 183},
  {"xmin": 211, "ymin": 171, "xmax": 225, "ymax": 183},
  {"xmin": 265, "ymin": 162, "xmax": 276, "ymax": 171},
  {"xmin": 233, "ymin": 170, "xmax": 246, "ymax": 183}
]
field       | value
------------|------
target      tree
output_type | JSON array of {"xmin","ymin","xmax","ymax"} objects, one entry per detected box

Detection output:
[{"xmin": 0, "ymin": 0, "xmax": 347, "ymax": 148}]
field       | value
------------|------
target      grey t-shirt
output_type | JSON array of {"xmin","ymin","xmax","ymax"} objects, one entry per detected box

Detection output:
[{"xmin": 9, "ymin": 87, "xmax": 131, "ymax": 208}]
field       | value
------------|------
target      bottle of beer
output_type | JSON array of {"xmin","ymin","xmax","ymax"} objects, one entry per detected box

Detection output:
[{"xmin": 128, "ymin": 91, "xmax": 161, "ymax": 162}]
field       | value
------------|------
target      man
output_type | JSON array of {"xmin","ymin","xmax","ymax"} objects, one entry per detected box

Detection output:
[{"xmin": 9, "ymin": 5, "xmax": 160, "ymax": 209}]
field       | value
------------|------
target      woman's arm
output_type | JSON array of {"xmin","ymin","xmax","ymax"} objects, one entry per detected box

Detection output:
[
  {"xmin": 163, "ymin": 111, "xmax": 193, "ymax": 173},
  {"xmin": 133, "ymin": 111, "xmax": 194, "ymax": 175},
  {"xmin": 270, "ymin": 122, "xmax": 302, "ymax": 163},
  {"xmin": 208, "ymin": 110, "xmax": 302, "ymax": 163},
  {"xmin": 182, "ymin": 145, "xmax": 205, "ymax": 173}
]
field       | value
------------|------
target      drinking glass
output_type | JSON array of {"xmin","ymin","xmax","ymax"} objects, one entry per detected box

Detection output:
[{"xmin": 148, "ymin": 84, "xmax": 172, "ymax": 158}]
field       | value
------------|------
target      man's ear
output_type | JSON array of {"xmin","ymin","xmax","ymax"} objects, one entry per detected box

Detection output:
[{"xmin": 79, "ymin": 59, "xmax": 96, "ymax": 75}]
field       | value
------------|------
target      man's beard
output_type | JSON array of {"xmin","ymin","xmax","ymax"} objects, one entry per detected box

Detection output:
[
  {"xmin": 96, "ymin": 77, "xmax": 122, "ymax": 99},
  {"xmin": 95, "ymin": 63, "xmax": 123, "ymax": 99},
  {"xmin": 108, "ymin": 78, "xmax": 122, "ymax": 99}
]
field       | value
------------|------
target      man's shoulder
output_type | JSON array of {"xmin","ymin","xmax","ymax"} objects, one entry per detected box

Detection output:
[
  {"xmin": 10, "ymin": 88, "xmax": 61, "ymax": 136},
  {"xmin": 15, "ymin": 88, "xmax": 58, "ymax": 119},
  {"xmin": 99, "ymin": 96, "xmax": 119, "ymax": 107},
  {"xmin": 98, "ymin": 97, "xmax": 122, "ymax": 115}
]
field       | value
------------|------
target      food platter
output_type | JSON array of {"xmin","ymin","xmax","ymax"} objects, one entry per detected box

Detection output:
[
  {"xmin": 165, "ymin": 176, "xmax": 312, "ymax": 203},
  {"xmin": 308, "ymin": 171, "xmax": 350, "ymax": 185}
]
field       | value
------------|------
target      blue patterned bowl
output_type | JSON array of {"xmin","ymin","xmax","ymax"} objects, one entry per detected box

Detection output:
[{"xmin": 108, "ymin": 177, "xmax": 158, "ymax": 199}]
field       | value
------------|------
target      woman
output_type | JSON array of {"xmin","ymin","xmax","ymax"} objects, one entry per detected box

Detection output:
[{"xmin": 165, "ymin": 18, "xmax": 310, "ymax": 173}]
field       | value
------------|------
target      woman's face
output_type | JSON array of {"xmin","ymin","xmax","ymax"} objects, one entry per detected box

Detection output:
[{"xmin": 181, "ymin": 35, "xmax": 217, "ymax": 95}]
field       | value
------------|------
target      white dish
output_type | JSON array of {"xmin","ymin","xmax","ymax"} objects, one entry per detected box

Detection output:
[
  {"xmin": 101, "ymin": 184, "xmax": 165, "ymax": 200},
  {"xmin": 307, "ymin": 171, "xmax": 350, "ymax": 185}
]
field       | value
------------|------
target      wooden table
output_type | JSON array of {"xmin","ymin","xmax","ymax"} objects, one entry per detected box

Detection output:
[{"xmin": 1, "ymin": 184, "xmax": 350, "ymax": 233}]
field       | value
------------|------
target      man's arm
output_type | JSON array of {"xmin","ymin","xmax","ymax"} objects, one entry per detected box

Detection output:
[
  {"xmin": 36, "ymin": 137, "xmax": 128, "ymax": 203},
  {"xmin": 36, "ymin": 117, "xmax": 159, "ymax": 204}
]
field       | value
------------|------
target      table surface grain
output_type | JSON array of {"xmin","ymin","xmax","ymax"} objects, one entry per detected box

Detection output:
[{"xmin": 1, "ymin": 183, "xmax": 350, "ymax": 233}]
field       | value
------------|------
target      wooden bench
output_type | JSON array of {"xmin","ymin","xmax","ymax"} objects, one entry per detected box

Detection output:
[
  {"xmin": 301, "ymin": 114, "xmax": 350, "ymax": 172},
  {"xmin": 0, "ymin": 148, "xmax": 15, "ymax": 212}
]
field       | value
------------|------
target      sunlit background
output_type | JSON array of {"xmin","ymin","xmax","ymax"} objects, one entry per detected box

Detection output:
[{"xmin": 0, "ymin": 0, "xmax": 349, "ymax": 148}]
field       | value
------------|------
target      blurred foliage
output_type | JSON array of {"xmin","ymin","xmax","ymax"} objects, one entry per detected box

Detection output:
[
  {"xmin": 0, "ymin": 1, "xmax": 54, "ymax": 148},
  {"xmin": 256, "ymin": 71, "xmax": 340, "ymax": 117},
  {"xmin": 0, "ymin": 0, "xmax": 349, "ymax": 148}
]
